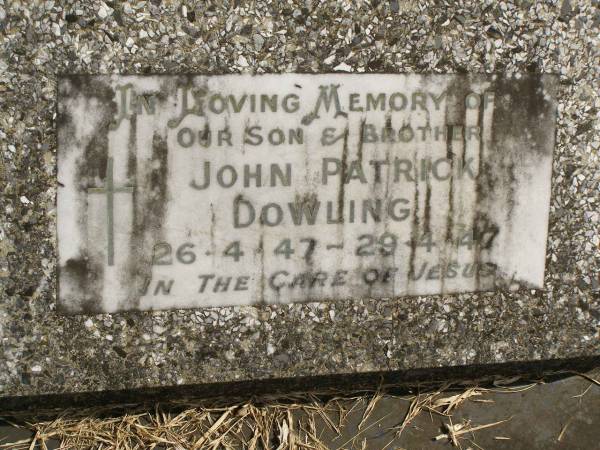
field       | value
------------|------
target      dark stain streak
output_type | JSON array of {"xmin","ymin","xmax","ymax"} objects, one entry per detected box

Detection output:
[
  {"xmin": 473, "ymin": 96, "xmax": 486, "ymax": 290},
  {"xmin": 461, "ymin": 117, "xmax": 467, "ymax": 161},
  {"xmin": 129, "ymin": 132, "xmax": 170, "ymax": 309},
  {"xmin": 62, "ymin": 257, "xmax": 87, "ymax": 294},
  {"xmin": 423, "ymin": 183, "xmax": 431, "ymax": 234},
  {"xmin": 56, "ymin": 109, "xmax": 76, "ymax": 157},
  {"xmin": 83, "ymin": 134, "xmax": 108, "ymax": 184},
  {"xmin": 357, "ymin": 118, "xmax": 365, "ymax": 163},
  {"xmin": 445, "ymin": 131, "xmax": 455, "ymax": 244},
  {"xmin": 444, "ymin": 75, "xmax": 467, "ymax": 251},
  {"xmin": 150, "ymin": 133, "xmax": 169, "ymax": 204},
  {"xmin": 337, "ymin": 127, "xmax": 349, "ymax": 221},
  {"xmin": 486, "ymin": 76, "xmax": 557, "ymax": 272},
  {"xmin": 382, "ymin": 142, "xmax": 394, "ymax": 297},
  {"xmin": 443, "ymin": 176, "xmax": 454, "ymax": 293},
  {"xmin": 71, "ymin": 80, "xmax": 116, "ymax": 185},
  {"xmin": 461, "ymin": 134, "xmax": 467, "ymax": 170},
  {"xmin": 506, "ymin": 162, "xmax": 516, "ymax": 220},
  {"xmin": 303, "ymin": 130, "xmax": 310, "ymax": 186},
  {"xmin": 124, "ymin": 117, "xmax": 142, "ymax": 310},
  {"xmin": 126, "ymin": 114, "xmax": 137, "ymax": 179},
  {"xmin": 61, "ymin": 77, "xmax": 117, "ymax": 313},
  {"xmin": 475, "ymin": 76, "xmax": 531, "ymax": 287},
  {"xmin": 407, "ymin": 159, "xmax": 420, "ymax": 282},
  {"xmin": 440, "ymin": 76, "xmax": 467, "ymax": 293},
  {"xmin": 257, "ymin": 236, "xmax": 266, "ymax": 305},
  {"xmin": 60, "ymin": 253, "xmax": 103, "ymax": 314},
  {"xmin": 494, "ymin": 74, "xmax": 555, "ymax": 157},
  {"xmin": 61, "ymin": 76, "xmax": 117, "ymax": 111}
]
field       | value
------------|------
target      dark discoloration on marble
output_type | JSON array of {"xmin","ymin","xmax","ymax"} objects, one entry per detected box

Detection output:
[
  {"xmin": 148, "ymin": 133, "xmax": 170, "ymax": 223},
  {"xmin": 406, "ymin": 161, "xmax": 420, "ymax": 282},
  {"xmin": 485, "ymin": 74, "xmax": 557, "ymax": 289},
  {"xmin": 126, "ymin": 114, "xmax": 137, "ymax": 179},
  {"xmin": 336, "ymin": 126, "xmax": 349, "ymax": 221},
  {"xmin": 59, "ymin": 253, "xmax": 103, "ymax": 314},
  {"xmin": 56, "ymin": 77, "xmax": 117, "ymax": 314},
  {"xmin": 127, "ymin": 132, "xmax": 170, "ymax": 309},
  {"xmin": 121, "ymin": 114, "xmax": 147, "ymax": 310},
  {"xmin": 441, "ymin": 76, "xmax": 468, "ymax": 290}
]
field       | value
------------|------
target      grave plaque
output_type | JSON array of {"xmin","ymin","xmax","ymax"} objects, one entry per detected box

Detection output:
[{"xmin": 58, "ymin": 74, "xmax": 557, "ymax": 314}]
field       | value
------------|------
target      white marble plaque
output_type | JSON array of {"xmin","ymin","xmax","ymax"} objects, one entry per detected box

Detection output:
[{"xmin": 57, "ymin": 74, "xmax": 557, "ymax": 313}]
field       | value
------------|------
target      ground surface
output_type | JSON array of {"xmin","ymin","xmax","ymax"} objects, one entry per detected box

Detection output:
[{"xmin": 1, "ymin": 372, "xmax": 598, "ymax": 449}]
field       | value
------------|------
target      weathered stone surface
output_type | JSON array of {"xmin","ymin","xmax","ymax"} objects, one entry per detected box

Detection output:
[
  {"xmin": 1, "ymin": 1, "xmax": 598, "ymax": 413},
  {"xmin": 58, "ymin": 74, "xmax": 557, "ymax": 313}
]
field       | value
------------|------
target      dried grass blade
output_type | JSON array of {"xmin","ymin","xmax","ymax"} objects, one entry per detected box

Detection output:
[
  {"xmin": 358, "ymin": 393, "xmax": 381, "ymax": 431},
  {"xmin": 454, "ymin": 416, "xmax": 512, "ymax": 437},
  {"xmin": 192, "ymin": 409, "xmax": 232, "ymax": 449}
]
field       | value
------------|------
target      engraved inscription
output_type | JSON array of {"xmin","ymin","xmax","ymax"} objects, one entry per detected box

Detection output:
[
  {"xmin": 57, "ymin": 74, "xmax": 557, "ymax": 313},
  {"xmin": 87, "ymin": 157, "xmax": 134, "ymax": 266}
]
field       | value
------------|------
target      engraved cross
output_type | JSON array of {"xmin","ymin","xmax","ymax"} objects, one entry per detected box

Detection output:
[{"xmin": 88, "ymin": 157, "xmax": 133, "ymax": 266}]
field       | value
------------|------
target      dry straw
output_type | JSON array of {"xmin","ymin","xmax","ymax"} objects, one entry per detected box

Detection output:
[{"xmin": 1, "ymin": 371, "xmax": 598, "ymax": 449}]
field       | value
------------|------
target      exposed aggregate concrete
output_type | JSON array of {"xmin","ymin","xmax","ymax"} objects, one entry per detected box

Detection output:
[{"xmin": 0, "ymin": 0, "xmax": 598, "ymax": 406}]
